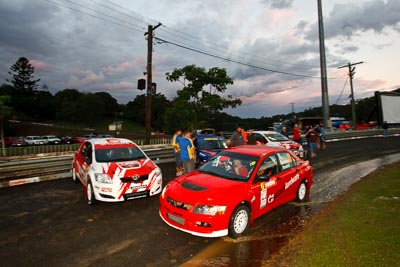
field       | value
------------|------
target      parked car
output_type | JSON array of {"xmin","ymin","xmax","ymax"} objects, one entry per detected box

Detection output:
[
  {"xmin": 9, "ymin": 136, "xmax": 27, "ymax": 147},
  {"xmin": 193, "ymin": 134, "xmax": 227, "ymax": 166},
  {"xmin": 24, "ymin": 136, "xmax": 46, "ymax": 146},
  {"xmin": 60, "ymin": 136, "xmax": 73, "ymax": 144},
  {"xmin": 2, "ymin": 137, "xmax": 15, "ymax": 147},
  {"xmin": 72, "ymin": 138, "xmax": 163, "ymax": 205},
  {"xmin": 71, "ymin": 136, "xmax": 85, "ymax": 144},
  {"xmin": 251, "ymin": 130, "xmax": 306, "ymax": 159},
  {"xmin": 42, "ymin": 135, "xmax": 61, "ymax": 145},
  {"xmin": 83, "ymin": 134, "xmax": 96, "ymax": 139},
  {"xmin": 159, "ymin": 145, "xmax": 313, "ymax": 238},
  {"xmin": 96, "ymin": 134, "xmax": 113, "ymax": 138}
]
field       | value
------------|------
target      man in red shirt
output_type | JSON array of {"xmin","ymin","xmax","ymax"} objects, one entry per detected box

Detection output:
[{"xmin": 293, "ymin": 124, "xmax": 301, "ymax": 144}]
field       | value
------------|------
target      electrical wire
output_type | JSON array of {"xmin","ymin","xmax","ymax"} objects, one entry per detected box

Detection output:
[
  {"xmin": 335, "ymin": 77, "xmax": 348, "ymax": 104},
  {"xmin": 44, "ymin": 0, "xmax": 145, "ymax": 32},
  {"xmin": 156, "ymin": 37, "xmax": 342, "ymax": 79}
]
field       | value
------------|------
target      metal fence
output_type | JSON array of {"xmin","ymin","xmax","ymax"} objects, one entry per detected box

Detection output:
[{"xmin": 1, "ymin": 138, "xmax": 172, "ymax": 158}]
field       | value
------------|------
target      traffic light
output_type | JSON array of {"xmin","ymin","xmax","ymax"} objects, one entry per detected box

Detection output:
[{"xmin": 138, "ymin": 79, "xmax": 146, "ymax": 90}]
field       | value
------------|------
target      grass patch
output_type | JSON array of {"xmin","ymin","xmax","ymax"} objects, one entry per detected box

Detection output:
[{"xmin": 277, "ymin": 162, "xmax": 400, "ymax": 266}]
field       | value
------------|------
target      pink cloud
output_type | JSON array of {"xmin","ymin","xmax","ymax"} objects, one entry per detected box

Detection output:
[
  {"xmin": 30, "ymin": 59, "xmax": 49, "ymax": 71},
  {"xmin": 101, "ymin": 81, "xmax": 135, "ymax": 91},
  {"xmin": 103, "ymin": 57, "xmax": 146, "ymax": 76}
]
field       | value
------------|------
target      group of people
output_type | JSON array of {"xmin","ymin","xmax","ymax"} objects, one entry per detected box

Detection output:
[
  {"xmin": 172, "ymin": 129, "xmax": 195, "ymax": 176},
  {"xmin": 228, "ymin": 126, "xmax": 257, "ymax": 146}
]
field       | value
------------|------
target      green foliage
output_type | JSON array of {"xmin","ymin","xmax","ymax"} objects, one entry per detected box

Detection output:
[
  {"xmin": 0, "ymin": 95, "xmax": 13, "ymax": 155},
  {"xmin": 164, "ymin": 65, "xmax": 242, "ymax": 131},
  {"xmin": 124, "ymin": 93, "xmax": 170, "ymax": 132}
]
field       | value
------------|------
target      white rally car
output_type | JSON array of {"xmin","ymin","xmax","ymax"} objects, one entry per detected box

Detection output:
[
  {"xmin": 72, "ymin": 138, "xmax": 162, "ymax": 205},
  {"xmin": 252, "ymin": 130, "xmax": 306, "ymax": 159}
]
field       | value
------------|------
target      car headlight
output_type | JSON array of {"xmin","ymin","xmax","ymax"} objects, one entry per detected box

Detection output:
[
  {"xmin": 94, "ymin": 173, "xmax": 112, "ymax": 184},
  {"xmin": 192, "ymin": 205, "xmax": 227, "ymax": 216},
  {"xmin": 155, "ymin": 167, "xmax": 162, "ymax": 178}
]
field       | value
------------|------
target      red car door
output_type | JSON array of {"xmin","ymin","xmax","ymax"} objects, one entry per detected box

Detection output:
[
  {"xmin": 250, "ymin": 154, "xmax": 282, "ymax": 219},
  {"xmin": 275, "ymin": 151, "xmax": 299, "ymax": 204}
]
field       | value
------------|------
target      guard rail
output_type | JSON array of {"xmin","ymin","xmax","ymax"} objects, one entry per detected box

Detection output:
[{"xmin": 0, "ymin": 146, "xmax": 174, "ymax": 188}]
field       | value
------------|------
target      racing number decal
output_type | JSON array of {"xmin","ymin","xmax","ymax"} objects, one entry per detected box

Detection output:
[{"xmin": 260, "ymin": 182, "xmax": 267, "ymax": 209}]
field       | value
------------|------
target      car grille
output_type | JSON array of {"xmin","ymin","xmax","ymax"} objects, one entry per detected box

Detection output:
[
  {"xmin": 120, "ymin": 174, "xmax": 149, "ymax": 183},
  {"xmin": 167, "ymin": 197, "xmax": 193, "ymax": 210},
  {"xmin": 124, "ymin": 190, "xmax": 149, "ymax": 200}
]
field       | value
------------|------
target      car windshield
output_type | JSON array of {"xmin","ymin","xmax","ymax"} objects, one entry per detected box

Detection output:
[
  {"xmin": 197, "ymin": 138, "xmax": 227, "ymax": 150},
  {"xmin": 264, "ymin": 132, "xmax": 289, "ymax": 142},
  {"xmin": 198, "ymin": 151, "xmax": 259, "ymax": 182},
  {"xmin": 95, "ymin": 146, "xmax": 146, "ymax": 162}
]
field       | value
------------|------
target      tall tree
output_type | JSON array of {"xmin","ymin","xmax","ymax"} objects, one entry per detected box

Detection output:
[
  {"xmin": 165, "ymin": 65, "xmax": 241, "ymax": 131},
  {"xmin": 7, "ymin": 57, "xmax": 40, "ymax": 93}
]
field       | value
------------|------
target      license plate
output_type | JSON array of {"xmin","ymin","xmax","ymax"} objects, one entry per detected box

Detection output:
[{"xmin": 167, "ymin": 213, "xmax": 185, "ymax": 225}]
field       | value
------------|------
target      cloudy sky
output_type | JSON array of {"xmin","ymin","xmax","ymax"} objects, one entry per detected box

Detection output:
[{"xmin": 1, "ymin": 0, "xmax": 399, "ymax": 118}]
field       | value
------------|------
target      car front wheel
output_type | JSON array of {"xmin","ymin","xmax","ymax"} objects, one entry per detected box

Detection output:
[
  {"xmin": 296, "ymin": 181, "xmax": 308, "ymax": 202},
  {"xmin": 228, "ymin": 205, "xmax": 250, "ymax": 238},
  {"xmin": 87, "ymin": 180, "xmax": 96, "ymax": 205}
]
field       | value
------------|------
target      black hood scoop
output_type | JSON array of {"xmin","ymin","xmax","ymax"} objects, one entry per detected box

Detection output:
[{"xmin": 181, "ymin": 181, "xmax": 207, "ymax": 192}]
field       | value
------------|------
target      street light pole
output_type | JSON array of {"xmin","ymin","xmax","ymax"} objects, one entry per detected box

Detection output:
[{"xmin": 317, "ymin": 0, "xmax": 331, "ymax": 131}]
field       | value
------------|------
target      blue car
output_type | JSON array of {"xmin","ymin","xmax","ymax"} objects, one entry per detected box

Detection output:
[{"xmin": 194, "ymin": 134, "xmax": 227, "ymax": 166}]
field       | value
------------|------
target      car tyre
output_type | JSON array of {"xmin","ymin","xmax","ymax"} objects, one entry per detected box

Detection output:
[
  {"xmin": 72, "ymin": 168, "xmax": 78, "ymax": 183},
  {"xmin": 296, "ymin": 181, "xmax": 308, "ymax": 202},
  {"xmin": 87, "ymin": 180, "xmax": 96, "ymax": 205},
  {"xmin": 228, "ymin": 204, "xmax": 250, "ymax": 238}
]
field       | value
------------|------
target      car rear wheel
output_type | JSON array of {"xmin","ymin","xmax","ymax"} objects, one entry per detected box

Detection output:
[
  {"xmin": 296, "ymin": 181, "xmax": 308, "ymax": 202},
  {"xmin": 228, "ymin": 205, "xmax": 250, "ymax": 238},
  {"xmin": 87, "ymin": 180, "xmax": 96, "ymax": 205},
  {"xmin": 72, "ymin": 168, "xmax": 78, "ymax": 183}
]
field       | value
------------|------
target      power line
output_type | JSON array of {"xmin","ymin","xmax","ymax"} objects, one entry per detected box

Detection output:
[
  {"xmin": 156, "ymin": 37, "xmax": 337, "ymax": 79},
  {"xmin": 335, "ymin": 76, "xmax": 348, "ymax": 105},
  {"xmin": 44, "ymin": 0, "xmax": 145, "ymax": 32}
]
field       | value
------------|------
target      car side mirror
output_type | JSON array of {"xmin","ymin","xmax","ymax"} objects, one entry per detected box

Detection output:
[{"xmin": 257, "ymin": 174, "xmax": 270, "ymax": 181}]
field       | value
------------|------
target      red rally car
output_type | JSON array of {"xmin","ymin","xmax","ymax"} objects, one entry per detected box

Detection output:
[
  {"xmin": 72, "ymin": 138, "xmax": 162, "ymax": 205},
  {"xmin": 159, "ymin": 145, "xmax": 313, "ymax": 238}
]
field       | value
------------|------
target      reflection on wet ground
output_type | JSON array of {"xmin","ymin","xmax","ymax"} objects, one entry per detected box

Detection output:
[{"xmin": 180, "ymin": 153, "xmax": 400, "ymax": 267}]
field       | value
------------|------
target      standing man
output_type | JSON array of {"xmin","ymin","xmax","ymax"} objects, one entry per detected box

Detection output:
[
  {"xmin": 172, "ymin": 129, "xmax": 183, "ymax": 176},
  {"xmin": 281, "ymin": 126, "xmax": 289, "ymax": 137},
  {"xmin": 229, "ymin": 126, "xmax": 243, "ymax": 147},
  {"xmin": 305, "ymin": 126, "xmax": 319, "ymax": 158},
  {"xmin": 292, "ymin": 124, "xmax": 301, "ymax": 144},
  {"xmin": 179, "ymin": 130, "xmax": 195, "ymax": 174},
  {"xmin": 383, "ymin": 121, "xmax": 389, "ymax": 137}
]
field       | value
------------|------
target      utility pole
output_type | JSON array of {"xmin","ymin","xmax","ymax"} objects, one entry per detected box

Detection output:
[
  {"xmin": 338, "ymin": 61, "xmax": 364, "ymax": 130},
  {"xmin": 144, "ymin": 23, "xmax": 161, "ymax": 145},
  {"xmin": 317, "ymin": 0, "xmax": 331, "ymax": 131},
  {"xmin": 289, "ymin": 102, "xmax": 295, "ymax": 115}
]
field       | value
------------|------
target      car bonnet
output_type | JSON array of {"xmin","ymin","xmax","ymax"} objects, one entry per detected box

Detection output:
[{"xmin": 167, "ymin": 171, "xmax": 244, "ymax": 203}]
